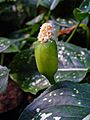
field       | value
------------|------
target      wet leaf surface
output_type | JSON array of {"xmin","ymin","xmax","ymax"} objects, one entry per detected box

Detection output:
[
  {"xmin": 18, "ymin": 81, "xmax": 90, "ymax": 120},
  {"xmin": 55, "ymin": 42, "xmax": 90, "ymax": 82}
]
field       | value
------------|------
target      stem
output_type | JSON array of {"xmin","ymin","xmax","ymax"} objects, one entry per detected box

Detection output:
[
  {"xmin": 47, "ymin": 75, "xmax": 56, "ymax": 85},
  {"xmin": 66, "ymin": 21, "xmax": 81, "ymax": 43},
  {"xmin": 0, "ymin": 53, "xmax": 4, "ymax": 65}
]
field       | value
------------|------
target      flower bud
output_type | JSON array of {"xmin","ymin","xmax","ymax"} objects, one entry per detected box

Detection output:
[{"xmin": 34, "ymin": 23, "xmax": 58, "ymax": 84}]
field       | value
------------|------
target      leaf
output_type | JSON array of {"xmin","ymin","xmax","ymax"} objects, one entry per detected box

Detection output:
[
  {"xmin": 73, "ymin": 0, "xmax": 90, "ymax": 21},
  {"xmin": 73, "ymin": 8, "xmax": 89, "ymax": 21},
  {"xmin": 37, "ymin": 0, "xmax": 53, "ymax": 8},
  {"xmin": 79, "ymin": 0, "xmax": 90, "ymax": 13},
  {"xmin": 0, "ymin": 65, "xmax": 9, "ymax": 93},
  {"xmin": 9, "ymin": 48, "xmax": 49, "ymax": 94},
  {"xmin": 50, "ymin": 0, "xmax": 63, "ymax": 11},
  {"xmin": 0, "ymin": 37, "xmax": 10, "ymax": 52},
  {"xmin": 55, "ymin": 42, "xmax": 90, "ymax": 82},
  {"xmin": 37, "ymin": 0, "xmax": 62, "ymax": 10},
  {"xmin": 9, "ymin": 42, "xmax": 90, "ymax": 94},
  {"xmin": 82, "ymin": 114, "xmax": 90, "ymax": 120},
  {"xmin": 18, "ymin": 81, "xmax": 90, "ymax": 120},
  {"xmin": 3, "ymin": 44, "xmax": 20, "ymax": 53},
  {"xmin": 26, "ymin": 13, "xmax": 45, "ymax": 25}
]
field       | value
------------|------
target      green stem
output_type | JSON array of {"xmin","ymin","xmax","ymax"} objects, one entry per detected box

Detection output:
[
  {"xmin": 47, "ymin": 75, "xmax": 56, "ymax": 85},
  {"xmin": 0, "ymin": 53, "xmax": 4, "ymax": 65},
  {"xmin": 66, "ymin": 21, "xmax": 81, "ymax": 43}
]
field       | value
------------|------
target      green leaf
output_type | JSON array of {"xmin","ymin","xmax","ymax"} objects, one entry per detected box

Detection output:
[
  {"xmin": 18, "ymin": 81, "xmax": 90, "ymax": 120},
  {"xmin": 0, "ymin": 65, "xmax": 9, "ymax": 93},
  {"xmin": 0, "ymin": 37, "xmax": 10, "ymax": 52},
  {"xmin": 0, "ymin": 35, "xmax": 29, "ymax": 53},
  {"xmin": 73, "ymin": 0, "xmax": 90, "ymax": 21},
  {"xmin": 26, "ymin": 13, "xmax": 45, "ymax": 25},
  {"xmin": 3, "ymin": 44, "xmax": 20, "ymax": 53},
  {"xmin": 55, "ymin": 42, "xmax": 90, "ymax": 82},
  {"xmin": 73, "ymin": 8, "xmax": 89, "ymax": 21}
]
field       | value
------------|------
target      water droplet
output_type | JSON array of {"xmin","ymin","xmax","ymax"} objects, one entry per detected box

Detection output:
[
  {"xmin": 84, "ymin": 5, "xmax": 88, "ymax": 9},
  {"xmin": 74, "ymin": 88, "xmax": 79, "ymax": 94},
  {"xmin": 61, "ymin": 47, "xmax": 65, "ymax": 51},
  {"xmin": 49, "ymin": 93, "xmax": 52, "ymax": 96},
  {"xmin": 40, "ymin": 113, "xmax": 52, "ymax": 120},
  {"xmin": 53, "ymin": 93, "xmax": 57, "ymax": 96},
  {"xmin": 78, "ymin": 100, "xmax": 81, "ymax": 105},
  {"xmin": 36, "ymin": 108, "xmax": 40, "ymax": 112},
  {"xmin": 53, "ymin": 116, "xmax": 62, "ymax": 120},
  {"xmin": 72, "ymin": 94, "xmax": 76, "ymax": 97},
  {"xmin": 0, "ymin": 73, "xmax": 4, "ymax": 77},
  {"xmin": 73, "ymin": 76, "xmax": 76, "ymax": 79},
  {"xmin": 81, "ymin": 51, "xmax": 85, "ymax": 56},
  {"xmin": 32, "ymin": 82, "xmax": 36, "ymax": 86},
  {"xmin": 43, "ymin": 98, "xmax": 47, "ymax": 101},
  {"xmin": 67, "ymin": 53, "xmax": 70, "ymax": 56},
  {"xmin": 60, "ymin": 92, "xmax": 63, "ymax": 95},
  {"xmin": 48, "ymin": 99, "xmax": 52, "ymax": 103}
]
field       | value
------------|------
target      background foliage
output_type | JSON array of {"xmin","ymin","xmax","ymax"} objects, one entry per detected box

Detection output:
[{"xmin": 0, "ymin": 0, "xmax": 90, "ymax": 119}]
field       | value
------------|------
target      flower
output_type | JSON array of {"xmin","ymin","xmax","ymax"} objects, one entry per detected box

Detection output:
[{"xmin": 38, "ymin": 23, "xmax": 57, "ymax": 43}]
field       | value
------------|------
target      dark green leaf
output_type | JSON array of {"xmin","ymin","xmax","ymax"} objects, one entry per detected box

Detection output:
[
  {"xmin": 50, "ymin": 0, "xmax": 63, "ymax": 10},
  {"xmin": 73, "ymin": 8, "xmax": 89, "ymax": 21},
  {"xmin": 79, "ymin": 0, "xmax": 90, "ymax": 12},
  {"xmin": 55, "ymin": 42, "xmax": 90, "ymax": 82},
  {"xmin": 37, "ymin": 0, "xmax": 53, "ymax": 8},
  {"xmin": 3, "ymin": 44, "xmax": 20, "ymax": 53},
  {"xmin": 18, "ymin": 81, "xmax": 90, "ymax": 120},
  {"xmin": 37, "ymin": 0, "xmax": 62, "ymax": 10},
  {"xmin": 0, "ymin": 37, "xmax": 10, "ymax": 52},
  {"xmin": 9, "ymin": 48, "xmax": 49, "ymax": 94},
  {"xmin": 73, "ymin": 0, "xmax": 90, "ymax": 21},
  {"xmin": 0, "ymin": 65, "xmax": 9, "ymax": 93}
]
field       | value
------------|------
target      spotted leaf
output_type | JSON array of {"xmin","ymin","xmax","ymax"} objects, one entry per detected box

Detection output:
[
  {"xmin": 0, "ymin": 37, "xmax": 10, "ymax": 52},
  {"xmin": 0, "ymin": 65, "xmax": 9, "ymax": 93},
  {"xmin": 18, "ymin": 81, "xmax": 90, "ymax": 120},
  {"xmin": 9, "ymin": 48, "xmax": 49, "ymax": 95},
  {"xmin": 55, "ymin": 42, "xmax": 90, "ymax": 82}
]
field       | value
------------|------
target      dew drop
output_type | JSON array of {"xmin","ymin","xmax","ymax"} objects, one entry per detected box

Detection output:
[
  {"xmin": 43, "ymin": 98, "xmax": 47, "ymax": 101},
  {"xmin": 53, "ymin": 116, "xmax": 62, "ymax": 120},
  {"xmin": 60, "ymin": 92, "xmax": 63, "ymax": 95},
  {"xmin": 48, "ymin": 99, "xmax": 52, "ymax": 103},
  {"xmin": 36, "ymin": 108, "xmax": 40, "ymax": 112}
]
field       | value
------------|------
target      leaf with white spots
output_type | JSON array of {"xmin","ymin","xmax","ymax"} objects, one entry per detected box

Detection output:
[
  {"xmin": 0, "ymin": 65, "xmax": 9, "ymax": 93},
  {"xmin": 18, "ymin": 81, "xmax": 90, "ymax": 120},
  {"xmin": 9, "ymin": 48, "xmax": 49, "ymax": 94},
  {"xmin": 0, "ymin": 37, "xmax": 11, "ymax": 52},
  {"xmin": 55, "ymin": 42, "xmax": 90, "ymax": 82}
]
